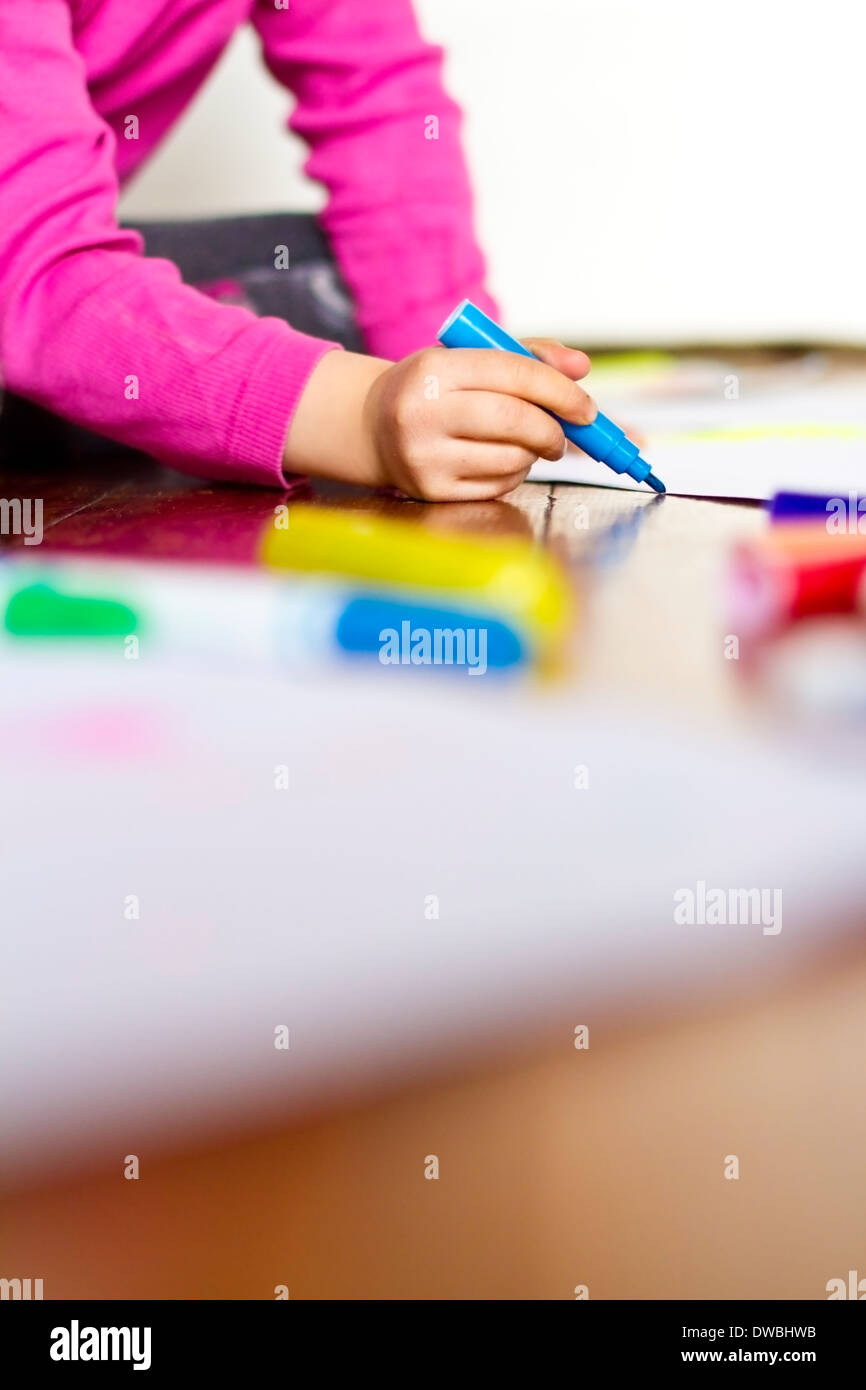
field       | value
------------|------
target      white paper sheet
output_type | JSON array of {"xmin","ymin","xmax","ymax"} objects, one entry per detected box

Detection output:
[{"xmin": 530, "ymin": 379, "xmax": 866, "ymax": 500}]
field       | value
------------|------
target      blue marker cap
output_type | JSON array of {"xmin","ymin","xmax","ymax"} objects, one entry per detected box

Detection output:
[{"xmin": 438, "ymin": 300, "xmax": 665, "ymax": 493}]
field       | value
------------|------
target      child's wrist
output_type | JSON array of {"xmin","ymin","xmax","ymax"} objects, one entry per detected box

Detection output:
[{"xmin": 282, "ymin": 349, "xmax": 392, "ymax": 488}]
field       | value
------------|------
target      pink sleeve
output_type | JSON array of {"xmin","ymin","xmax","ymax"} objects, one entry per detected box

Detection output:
[
  {"xmin": 253, "ymin": 0, "xmax": 499, "ymax": 361},
  {"xmin": 0, "ymin": 2, "xmax": 338, "ymax": 488}
]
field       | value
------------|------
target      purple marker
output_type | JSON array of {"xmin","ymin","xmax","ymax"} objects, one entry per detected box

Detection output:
[{"xmin": 770, "ymin": 490, "xmax": 866, "ymax": 528}]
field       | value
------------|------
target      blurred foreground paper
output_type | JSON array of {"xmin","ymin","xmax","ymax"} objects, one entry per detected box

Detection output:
[{"xmin": 1, "ymin": 653, "xmax": 865, "ymax": 1182}]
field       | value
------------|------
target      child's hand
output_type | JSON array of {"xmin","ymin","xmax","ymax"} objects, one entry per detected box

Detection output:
[
  {"xmin": 284, "ymin": 342, "xmax": 595, "ymax": 501},
  {"xmin": 364, "ymin": 341, "xmax": 595, "ymax": 501}
]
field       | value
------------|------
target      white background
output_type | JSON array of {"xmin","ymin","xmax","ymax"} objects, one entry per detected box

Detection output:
[{"xmin": 119, "ymin": 0, "xmax": 866, "ymax": 347}]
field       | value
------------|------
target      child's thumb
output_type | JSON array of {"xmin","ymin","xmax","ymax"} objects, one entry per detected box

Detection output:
[{"xmin": 521, "ymin": 338, "xmax": 591, "ymax": 381}]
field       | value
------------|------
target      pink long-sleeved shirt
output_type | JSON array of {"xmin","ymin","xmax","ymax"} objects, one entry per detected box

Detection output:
[{"xmin": 0, "ymin": 1, "xmax": 495, "ymax": 486}]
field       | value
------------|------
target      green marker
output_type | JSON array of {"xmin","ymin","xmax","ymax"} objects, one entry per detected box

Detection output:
[{"xmin": 4, "ymin": 582, "xmax": 139, "ymax": 638}]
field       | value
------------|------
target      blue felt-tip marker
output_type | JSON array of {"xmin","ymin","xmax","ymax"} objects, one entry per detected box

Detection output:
[{"xmin": 438, "ymin": 300, "xmax": 666, "ymax": 493}]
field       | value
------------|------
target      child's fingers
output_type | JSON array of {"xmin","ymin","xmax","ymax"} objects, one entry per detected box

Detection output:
[
  {"xmin": 447, "ymin": 348, "xmax": 596, "ymax": 427},
  {"xmin": 449, "ymin": 439, "xmax": 537, "ymax": 479},
  {"xmin": 521, "ymin": 338, "xmax": 592, "ymax": 382},
  {"xmin": 450, "ymin": 469, "xmax": 534, "ymax": 501},
  {"xmin": 395, "ymin": 441, "xmax": 534, "ymax": 501},
  {"xmin": 444, "ymin": 392, "xmax": 565, "ymax": 461}
]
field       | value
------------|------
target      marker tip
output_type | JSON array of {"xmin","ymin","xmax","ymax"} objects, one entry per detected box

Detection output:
[{"xmin": 645, "ymin": 472, "xmax": 666, "ymax": 494}]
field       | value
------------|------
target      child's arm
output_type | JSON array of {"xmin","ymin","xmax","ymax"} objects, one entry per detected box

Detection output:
[
  {"xmin": 257, "ymin": 0, "xmax": 596, "ymax": 499},
  {"xmin": 0, "ymin": 2, "xmax": 339, "ymax": 486},
  {"xmin": 252, "ymin": 0, "xmax": 499, "ymax": 361}
]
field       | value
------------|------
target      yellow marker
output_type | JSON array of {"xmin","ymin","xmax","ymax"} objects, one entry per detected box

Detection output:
[{"xmin": 261, "ymin": 506, "xmax": 573, "ymax": 656}]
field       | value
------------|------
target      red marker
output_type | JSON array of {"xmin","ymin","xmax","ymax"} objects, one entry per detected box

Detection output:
[{"xmin": 728, "ymin": 526, "xmax": 866, "ymax": 638}]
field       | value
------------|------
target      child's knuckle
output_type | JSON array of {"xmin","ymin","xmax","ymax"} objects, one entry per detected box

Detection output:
[
  {"xmin": 510, "ymin": 357, "xmax": 538, "ymax": 398},
  {"xmin": 491, "ymin": 395, "xmax": 524, "ymax": 439},
  {"xmin": 544, "ymin": 422, "xmax": 565, "ymax": 457}
]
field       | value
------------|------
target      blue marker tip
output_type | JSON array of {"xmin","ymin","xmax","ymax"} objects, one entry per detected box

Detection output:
[{"xmin": 438, "ymin": 300, "xmax": 666, "ymax": 494}]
